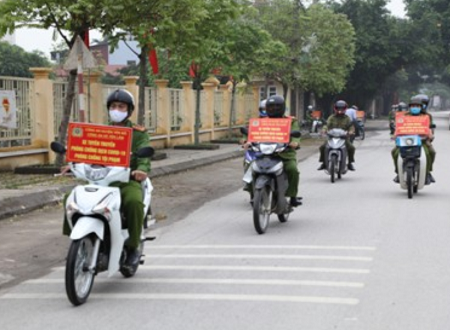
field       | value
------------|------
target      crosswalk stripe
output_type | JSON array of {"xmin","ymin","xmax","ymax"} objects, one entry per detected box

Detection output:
[
  {"xmin": 26, "ymin": 278, "xmax": 365, "ymax": 288},
  {"xmin": 0, "ymin": 293, "xmax": 359, "ymax": 305},
  {"xmin": 146, "ymin": 245, "xmax": 376, "ymax": 251},
  {"xmin": 139, "ymin": 265, "xmax": 370, "ymax": 274},
  {"xmin": 146, "ymin": 254, "xmax": 373, "ymax": 262}
]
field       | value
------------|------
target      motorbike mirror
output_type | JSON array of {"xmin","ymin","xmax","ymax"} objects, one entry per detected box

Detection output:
[
  {"xmin": 290, "ymin": 131, "xmax": 301, "ymax": 138},
  {"xmin": 135, "ymin": 146, "xmax": 155, "ymax": 158},
  {"xmin": 240, "ymin": 127, "xmax": 248, "ymax": 135},
  {"xmin": 430, "ymin": 124, "xmax": 436, "ymax": 129},
  {"xmin": 50, "ymin": 141, "xmax": 66, "ymax": 154}
]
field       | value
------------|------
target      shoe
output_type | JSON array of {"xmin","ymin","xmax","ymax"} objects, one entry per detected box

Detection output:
[
  {"xmin": 124, "ymin": 248, "xmax": 141, "ymax": 269},
  {"xmin": 425, "ymin": 173, "xmax": 435, "ymax": 185},
  {"xmin": 393, "ymin": 175, "xmax": 399, "ymax": 183},
  {"xmin": 290, "ymin": 197, "xmax": 303, "ymax": 207},
  {"xmin": 348, "ymin": 163, "xmax": 355, "ymax": 171},
  {"xmin": 317, "ymin": 163, "xmax": 326, "ymax": 171}
]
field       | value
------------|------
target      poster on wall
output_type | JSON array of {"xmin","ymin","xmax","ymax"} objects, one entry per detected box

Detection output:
[{"xmin": 0, "ymin": 90, "xmax": 17, "ymax": 129}]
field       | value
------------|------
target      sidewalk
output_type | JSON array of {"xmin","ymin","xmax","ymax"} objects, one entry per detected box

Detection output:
[{"xmin": 0, "ymin": 143, "xmax": 244, "ymax": 221}]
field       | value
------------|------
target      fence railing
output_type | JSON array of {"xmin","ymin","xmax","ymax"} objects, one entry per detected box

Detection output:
[{"xmin": 0, "ymin": 72, "xmax": 259, "ymax": 154}]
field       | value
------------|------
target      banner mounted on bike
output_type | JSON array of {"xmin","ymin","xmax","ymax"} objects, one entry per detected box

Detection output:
[
  {"xmin": 247, "ymin": 117, "xmax": 292, "ymax": 143},
  {"xmin": 395, "ymin": 115, "xmax": 430, "ymax": 136},
  {"xmin": 66, "ymin": 122, "xmax": 132, "ymax": 167}
]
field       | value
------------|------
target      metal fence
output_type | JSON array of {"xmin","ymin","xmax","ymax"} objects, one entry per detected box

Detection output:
[
  {"xmin": 168, "ymin": 88, "xmax": 183, "ymax": 131},
  {"xmin": 144, "ymin": 87, "xmax": 157, "ymax": 133},
  {"xmin": 0, "ymin": 76, "xmax": 34, "ymax": 147},
  {"xmin": 53, "ymin": 81, "xmax": 81, "ymax": 138}
]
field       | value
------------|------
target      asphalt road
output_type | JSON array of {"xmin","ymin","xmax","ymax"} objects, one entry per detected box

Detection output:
[{"xmin": 1, "ymin": 113, "xmax": 450, "ymax": 330}]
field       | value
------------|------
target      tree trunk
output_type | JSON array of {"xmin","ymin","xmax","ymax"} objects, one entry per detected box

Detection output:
[
  {"xmin": 55, "ymin": 69, "xmax": 77, "ymax": 167},
  {"xmin": 227, "ymin": 81, "xmax": 237, "ymax": 138},
  {"xmin": 137, "ymin": 46, "xmax": 148, "ymax": 126},
  {"xmin": 194, "ymin": 76, "xmax": 201, "ymax": 145}
]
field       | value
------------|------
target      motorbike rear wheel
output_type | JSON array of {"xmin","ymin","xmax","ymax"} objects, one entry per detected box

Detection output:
[
  {"xmin": 253, "ymin": 186, "xmax": 272, "ymax": 234},
  {"xmin": 359, "ymin": 128, "xmax": 365, "ymax": 140},
  {"xmin": 65, "ymin": 236, "xmax": 96, "ymax": 306},
  {"xmin": 406, "ymin": 168, "xmax": 413, "ymax": 199}
]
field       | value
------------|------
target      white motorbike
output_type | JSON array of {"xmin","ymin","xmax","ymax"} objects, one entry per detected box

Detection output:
[
  {"xmin": 51, "ymin": 141, "xmax": 154, "ymax": 306},
  {"xmin": 323, "ymin": 128, "xmax": 348, "ymax": 183},
  {"xmin": 395, "ymin": 135, "xmax": 426, "ymax": 199}
]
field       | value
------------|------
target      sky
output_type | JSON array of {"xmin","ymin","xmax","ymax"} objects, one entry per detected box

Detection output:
[{"xmin": 13, "ymin": 0, "xmax": 406, "ymax": 57}]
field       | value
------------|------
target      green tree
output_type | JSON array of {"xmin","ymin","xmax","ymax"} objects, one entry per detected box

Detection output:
[
  {"xmin": 0, "ymin": 0, "xmax": 127, "ymax": 165},
  {"xmin": 0, "ymin": 42, "xmax": 51, "ymax": 77}
]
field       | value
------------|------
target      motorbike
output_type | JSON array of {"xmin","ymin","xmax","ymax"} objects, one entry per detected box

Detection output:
[
  {"xmin": 349, "ymin": 120, "xmax": 365, "ymax": 143},
  {"xmin": 241, "ymin": 128, "xmax": 301, "ymax": 234},
  {"xmin": 322, "ymin": 128, "xmax": 348, "ymax": 183},
  {"xmin": 395, "ymin": 135, "xmax": 426, "ymax": 199},
  {"xmin": 51, "ymin": 141, "xmax": 154, "ymax": 306},
  {"xmin": 311, "ymin": 116, "xmax": 324, "ymax": 133}
]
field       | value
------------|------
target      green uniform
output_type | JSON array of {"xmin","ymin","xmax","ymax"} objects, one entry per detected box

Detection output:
[
  {"xmin": 391, "ymin": 112, "xmax": 435, "ymax": 175},
  {"xmin": 243, "ymin": 117, "xmax": 301, "ymax": 198},
  {"xmin": 319, "ymin": 114, "xmax": 355, "ymax": 163},
  {"xmin": 63, "ymin": 120, "xmax": 151, "ymax": 250}
]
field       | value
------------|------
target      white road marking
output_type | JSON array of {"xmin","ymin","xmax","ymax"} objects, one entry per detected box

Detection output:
[
  {"xmin": 26, "ymin": 278, "xmax": 365, "ymax": 288},
  {"xmin": 139, "ymin": 265, "xmax": 370, "ymax": 274},
  {"xmin": 146, "ymin": 245, "xmax": 376, "ymax": 251},
  {"xmin": 147, "ymin": 254, "xmax": 373, "ymax": 262},
  {"xmin": 0, "ymin": 293, "xmax": 359, "ymax": 305}
]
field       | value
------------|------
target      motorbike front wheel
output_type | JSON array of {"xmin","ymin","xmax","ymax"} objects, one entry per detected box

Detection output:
[
  {"xmin": 253, "ymin": 186, "xmax": 272, "ymax": 234},
  {"xmin": 329, "ymin": 155, "xmax": 337, "ymax": 183},
  {"xmin": 65, "ymin": 236, "xmax": 96, "ymax": 306},
  {"xmin": 406, "ymin": 168, "xmax": 413, "ymax": 199}
]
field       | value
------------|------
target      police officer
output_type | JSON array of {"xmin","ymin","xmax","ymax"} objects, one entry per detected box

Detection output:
[
  {"xmin": 317, "ymin": 100, "xmax": 356, "ymax": 170},
  {"xmin": 392, "ymin": 96, "xmax": 435, "ymax": 184},
  {"xmin": 106, "ymin": 89, "xmax": 151, "ymax": 269},
  {"xmin": 62, "ymin": 89, "xmax": 151, "ymax": 270}
]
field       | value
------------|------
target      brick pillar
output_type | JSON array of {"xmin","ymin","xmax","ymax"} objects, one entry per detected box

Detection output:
[
  {"xmin": 154, "ymin": 79, "xmax": 170, "ymax": 146},
  {"xmin": 30, "ymin": 67, "xmax": 54, "ymax": 162},
  {"xmin": 180, "ymin": 81, "xmax": 194, "ymax": 141},
  {"xmin": 85, "ymin": 70, "xmax": 104, "ymax": 124},
  {"xmin": 124, "ymin": 76, "xmax": 139, "ymax": 123},
  {"xmin": 201, "ymin": 82, "xmax": 215, "ymax": 140}
]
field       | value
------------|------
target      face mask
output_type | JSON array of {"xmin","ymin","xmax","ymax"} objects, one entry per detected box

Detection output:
[
  {"xmin": 109, "ymin": 109, "xmax": 128, "ymax": 123},
  {"xmin": 410, "ymin": 107, "xmax": 421, "ymax": 115}
]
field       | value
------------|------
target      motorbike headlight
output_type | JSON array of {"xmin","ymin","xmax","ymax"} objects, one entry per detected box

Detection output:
[
  {"xmin": 405, "ymin": 138, "xmax": 414, "ymax": 146},
  {"xmin": 85, "ymin": 165, "xmax": 111, "ymax": 181},
  {"xmin": 260, "ymin": 144, "xmax": 277, "ymax": 155}
]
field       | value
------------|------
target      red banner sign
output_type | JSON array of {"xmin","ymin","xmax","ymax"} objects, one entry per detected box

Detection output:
[
  {"xmin": 66, "ymin": 122, "xmax": 132, "ymax": 167},
  {"xmin": 311, "ymin": 110, "xmax": 322, "ymax": 119},
  {"xmin": 247, "ymin": 117, "xmax": 292, "ymax": 143},
  {"xmin": 395, "ymin": 115, "xmax": 430, "ymax": 136}
]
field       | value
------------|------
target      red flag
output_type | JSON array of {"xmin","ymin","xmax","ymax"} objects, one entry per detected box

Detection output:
[
  {"xmin": 148, "ymin": 48, "xmax": 159, "ymax": 74},
  {"xmin": 83, "ymin": 29, "xmax": 90, "ymax": 48},
  {"xmin": 189, "ymin": 61, "xmax": 197, "ymax": 78}
]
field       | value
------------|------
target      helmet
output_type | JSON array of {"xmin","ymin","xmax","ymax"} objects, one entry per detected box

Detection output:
[
  {"xmin": 259, "ymin": 99, "xmax": 268, "ymax": 117},
  {"xmin": 265, "ymin": 95, "xmax": 286, "ymax": 118},
  {"xmin": 350, "ymin": 105, "xmax": 359, "ymax": 110},
  {"xmin": 409, "ymin": 97, "xmax": 423, "ymax": 115},
  {"xmin": 106, "ymin": 89, "xmax": 135, "ymax": 115},
  {"xmin": 413, "ymin": 94, "xmax": 429, "ymax": 111},
  {"xmin": 398, "ymin": 102, "xmax": 407, "ymax": 111},
  {"xmin": 307, "ymin": 105, "xmax": 313, "ymax": 111},
  {"xmin": 333, "ymin": 100, "xmax": 347, "ymax": 116},
  {"xmin": 391, "ymin": 104, "xmax": 399, "ymax": 111}
]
